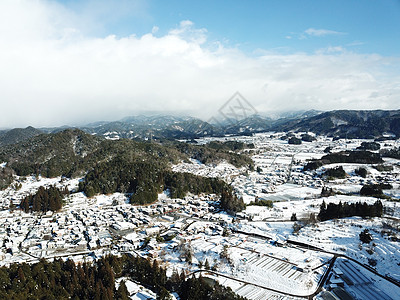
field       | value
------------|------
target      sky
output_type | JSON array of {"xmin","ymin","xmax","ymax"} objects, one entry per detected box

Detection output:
[{"xmin": 0, "ymin": 0, "xmax": 400, "ymax": 128}]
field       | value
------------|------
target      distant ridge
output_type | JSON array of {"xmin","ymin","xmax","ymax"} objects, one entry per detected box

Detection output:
[
  {"xmin": 0, "ymin": 126, "xmax": 43, "ymax": 147},
  {"xmin": 1, "ymin": 109, "xmax": 399, "ymax": 146},
  {"xmin": 81, "ymin": 115, "xmax": 223, "ymax": 140},
  {"xmin": 271, "ymin": 110, "xmax": 400, "ymax": 139}
]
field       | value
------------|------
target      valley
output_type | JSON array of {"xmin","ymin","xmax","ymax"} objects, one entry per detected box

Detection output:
[{"xmin": 0, "ymin": 131, "xmax": 399, "ymax": 299}]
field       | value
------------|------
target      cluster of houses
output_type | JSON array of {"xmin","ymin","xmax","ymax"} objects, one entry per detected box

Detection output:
[{"xmin": 0, "ymin": 186, "xmax": 231, "ymax": 266}]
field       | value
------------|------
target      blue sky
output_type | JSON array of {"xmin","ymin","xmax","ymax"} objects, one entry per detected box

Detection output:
[
  {"xmin": 0, "ymin": 0, "xmax": 399, "ymax": 127},
  {"xmin": 60, "ymin": 0, "xmax": 400, "ymax": 56}
]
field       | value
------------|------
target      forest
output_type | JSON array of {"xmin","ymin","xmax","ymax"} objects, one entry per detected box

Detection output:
[
  {"xmin": 0, "ymin": 129, "xmax": 253, "ymax": 182},
  {"xmin": 0, "ymin": 129, "xmax": 252, "ymax": 213},
  {"xmin": 170, "ymin": 140, "xmax": 254, "ymax": 169},
  {"xmin": 78, "ymin": 158, "xmax": 244, "ymax": 212},
  {"xmin": 0, "ymin": 254, "xmax": 244, "ymax": 300}
]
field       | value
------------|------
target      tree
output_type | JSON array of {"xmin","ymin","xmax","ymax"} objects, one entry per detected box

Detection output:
[
  {"xmin": 324, "ymin": 166, "xmax": 346, "ymax": 179},
  {"xmin": 204, "ymin": 259, "xmax": 210, "ymax": 270},
  {"xmin": 357, "ymin": 142, "xmax": 380, "ymax": 151},
  {"xmin": 359, "ymin": 229, "xmax": 372, "ymax": 244},
  {"xmin": 355, "ymin": 167, "xmax": 367, "ymax": 178},
  {"xmin": 157, "ymin": 287, "xmax": 172, "ymax": 300},
  {"xmin": 220, "ymin": 190, "xmax": 245, "ymax": 214},
  {"xmin": 318, "ymin": 200, "xmax": 382, "ymax": 221},
  {"xmin": 220, "ymin": 245, "xmax": 230, "ymax": 262},
  {"xmin": 288, "ymin": 137, "xmax": 302, "ymax": 145},
  {"xmin": 290, "ymin": 213, "xmax": 297, "ymax": 221},
  {"xmin": 198, "ymin": 261, "xmax": 203, "ymax": 269},
  {"xmin": 156, "ymin": 234, "xmax": 164, "ymax": 243},
  {"xmin": 360, "ymin": 184, "xmax": 385, "ymax": 198},
  {"xmin": 321, "ymin": 187, "xmax": 334, "ymax": 197},
  {"xmin": 116, "ymin": 281, "xmax": 129, "ymax": 300},
  {"xmin": 222, "ymin": 228, "xmax": 230, "ymax": 237},
  {"xmin": 167, "ymin": 269, "xmax": 181, "ymax": 291},
  {"xmin": 308, "ymin": 213, "xmax": 316, "ymax": 224},
  {"xmin": 301, "ymin": 134, "xmax": 316, "ymax": 142}
]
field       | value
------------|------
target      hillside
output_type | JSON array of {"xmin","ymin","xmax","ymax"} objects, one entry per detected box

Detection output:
[
  {"xmin": 0, "ymin": 129, "xmax": 102, "ymax": 178},
  {"xmin": 0, "ymin": 129, "xmax": 253, "ymax": 209},
  {"xmin": 0, "ymin": 126, "xmax": 43, "ymax": 147}
]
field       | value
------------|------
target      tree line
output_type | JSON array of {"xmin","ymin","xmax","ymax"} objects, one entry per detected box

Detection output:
[
  {"xmin": 318, "ymin": 200, "xmax": 383, "ymax": 221},
  {"xmin": 0, "ymin": 254, "xmax": 244, "ymax": 300},
  {"xmin": 304, "ymin": 150, "xmax": 383, "ymax": 171}
]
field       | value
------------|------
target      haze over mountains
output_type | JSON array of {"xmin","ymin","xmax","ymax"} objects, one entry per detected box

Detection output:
[{"xmin": 1, "ymin": 109, "xmax": 399, "ymax": 147}]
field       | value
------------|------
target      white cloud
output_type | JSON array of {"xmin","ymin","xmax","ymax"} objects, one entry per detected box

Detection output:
[
  {"xmin": 347, "ymin": 40, "xmax": 364, "ymax": 47},
  {"xmin": 151, "ymin": 26, "xmax": 159, "ymax": 34},
  {"xmin": 304, "ymin": 28, "xmax": 346, "ymax": 37},
  {"xmin": 316, "ymin": 46, "xmax": 346, "ymax": 54},
  {"xmin": 0, "ymin": 1, "xmax": 399, "ymax": 128},
  {"xmin": 169, "ymin": 20, "xmax": 208, "ymax": 45}
]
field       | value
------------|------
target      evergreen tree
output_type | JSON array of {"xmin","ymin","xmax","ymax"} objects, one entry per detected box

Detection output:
[
  {"xmin": 359, "ymin": 229, "xmax": 373, "ymax": 243},
  {"xmin": 204, "ymin": 259, "xmax": 210, "ymax": 270},
  {"xmin": 116, "ymin": 281, "xmax": 129, "ymax": 300}
]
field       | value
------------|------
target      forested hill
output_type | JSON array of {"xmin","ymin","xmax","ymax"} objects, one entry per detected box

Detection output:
[
  {"xmin": 0, "ymin": 129, "xmax": 252, "ymax": 210},
  {"xmin": 0, "ymin": 129, "xmax": 103, "ymax": 178},
  {"xmin": 0, "ymin": 129, "xmax": 253, "ymax": 178},
  {"xmin": 0, "ymin": 126, "xmax": 43, "ymax": 147}
]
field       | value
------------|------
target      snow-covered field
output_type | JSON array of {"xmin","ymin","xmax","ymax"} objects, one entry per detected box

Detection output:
[{"xmin": 189, "ymin": 133, "xmax": 400, "ymax": 298}]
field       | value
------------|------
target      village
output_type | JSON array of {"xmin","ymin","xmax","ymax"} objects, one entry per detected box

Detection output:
[{"xmin": 0, "ymin": 132, "xmax": 399, "ymax": 299}]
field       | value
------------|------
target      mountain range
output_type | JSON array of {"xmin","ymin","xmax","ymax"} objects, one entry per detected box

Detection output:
[{"xmin": 1, "ymin": 109, "xmax": 399, "ymax": 147}]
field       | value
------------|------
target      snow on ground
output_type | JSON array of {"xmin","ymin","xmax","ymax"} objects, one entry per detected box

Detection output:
[
  {"xmin": 172, "ymin": 159, "xmax": 245, "ymax": 182},
  {"xmin": 64, "ymin": 191, "xmax": 90, "ymax": 208},
  {"xmin": 189, "ymin": 133, "xmax": 400, "ymax": 297},
  {"xmin": 184, "ymin": 231, "xmax": 329, "ymax": 296},
  {"xmin": 0, "ymin": 176, "xmax": 82, "ymax": 209},
  {"xmin": 243, "ymin": 194, "xmax": 388, "ymax": 222},
  {"xmin": 291, "ymin": 217, "xmax": 400, "ymax": 281},
  {"xmin": 327, "ymin": 257, "xmax": 400, "ymax": 300},
  {"xmin": 1, "ymin": 132, "xmax": 399, "ymax": 299},
  {"xmin": 116, "ymin": 277, "xmax": 159, "ymax": 300},
  {"xmin": 95, "ymin": 194, "xmax": 115, "ymax": 206}
]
